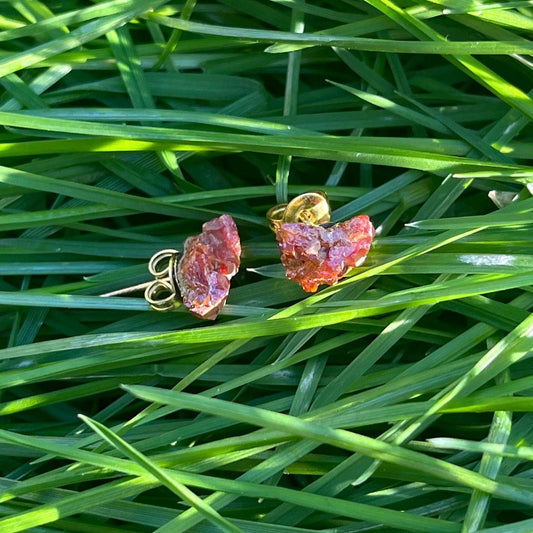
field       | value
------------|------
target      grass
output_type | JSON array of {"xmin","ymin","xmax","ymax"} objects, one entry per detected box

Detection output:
[{"xmin": 0, "ymin": 0, "xmax": 532, "ymax": 532}]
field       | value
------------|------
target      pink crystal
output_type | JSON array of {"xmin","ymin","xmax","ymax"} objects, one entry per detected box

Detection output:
[
  {"xmin": 177, "ymin": 214, "xmax": 241, "ymax": 319},
  {"xmin": 275, "ymin": 215, "xmax": 375, "ymax": 292}
]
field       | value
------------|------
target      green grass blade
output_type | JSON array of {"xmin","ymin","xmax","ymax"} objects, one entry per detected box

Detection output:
[
  {"xmin": 123, "ymin": 384, "xmax": 533, "ymax": 506},
  {"xmin": 80, "ymin": 416, "xmax": 245, "ymax": 533}
]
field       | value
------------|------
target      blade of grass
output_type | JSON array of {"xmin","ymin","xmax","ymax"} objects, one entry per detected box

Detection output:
[
  {"xmin": 0, "ymin": 1, "xmax": 171, "ymax": 78},
  {"xmin": 147, "ymin": 15, "xmax": 533, "ymax": 55},
  {"xmin": 80, "ymin": 416, "xmax": 245, "ymax": 533},
  {"xmin": 462, "ymin": 371, "xmax": 513, "ymax": 532},
  {"xmin": 0, "ymin": 428, "xmax": 462, "ymax": 533},
  {"xmin": 124, "ymin": 384, "xmax": 533, "ymax": 506}
]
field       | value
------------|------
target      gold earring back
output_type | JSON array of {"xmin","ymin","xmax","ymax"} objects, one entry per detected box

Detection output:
[
  {"xmin": 266, "ymin": 191, "xmax": 331, "ymax": 231},
  {"xmin": 101, "ymin": 249, "xmax": 180, "ymax": 312}
]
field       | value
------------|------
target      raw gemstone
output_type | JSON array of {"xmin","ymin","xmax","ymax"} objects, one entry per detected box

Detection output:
[
  {"xmin": 177, "ymin": 214, "xmax": 241, "ymax": 319},
  {"xmin": 275, "ymin": 215, "xmax": 375, "ymax": 292}
]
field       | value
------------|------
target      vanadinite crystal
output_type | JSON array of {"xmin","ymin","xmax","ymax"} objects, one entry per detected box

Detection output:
[
  {"xmin": 177, "ymin": 214, "xmax": 241, "ymax": 320},
  {"xmin": 275, "ymin": 215, "xmax": 375, "ymax": 292}
]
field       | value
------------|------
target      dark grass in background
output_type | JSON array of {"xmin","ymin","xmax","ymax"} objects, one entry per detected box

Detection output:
[{"xmin": 0, "ymin": 1, "xmax": 532, "ymax": 532}]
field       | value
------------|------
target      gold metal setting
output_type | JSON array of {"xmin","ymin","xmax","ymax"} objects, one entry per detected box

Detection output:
[
  {"xmin": 144, "ymin": 249, "xmax": 180, "ymax": 311},
  {"xmin": 101, "ymin": 249, "xmax": 180, "ymax": 312},
  {"xmin": 266, "ymin": 203, "xmax": 288, "ymax": 231},
  {"xmin": 267, "ymin": 191, "xmax": 331, "ymax": 231}
]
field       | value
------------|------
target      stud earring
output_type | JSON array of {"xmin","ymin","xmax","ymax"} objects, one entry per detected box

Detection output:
[
  {"xmin": 102, "ymin": 215, "xmax": 241, "ymax": 320},
  {"xmin": 267, "ymin": 192, "xmax": 374, "ymax": 292}
]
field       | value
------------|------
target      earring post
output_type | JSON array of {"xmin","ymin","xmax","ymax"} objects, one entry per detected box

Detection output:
[{"xmin": 100, "ymin": 282, "xmax": 153, "ymax": 298}]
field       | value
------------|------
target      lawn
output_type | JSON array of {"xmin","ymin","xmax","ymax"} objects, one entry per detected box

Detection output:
[{"xmin": 0, "ymin": 1, "xmax": 533, "ymax": 532}]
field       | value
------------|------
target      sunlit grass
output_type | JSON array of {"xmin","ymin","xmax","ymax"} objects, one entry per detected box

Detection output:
[{"xmin": 0, "ymin": 1, "xmax": 532, "ymax": 532}]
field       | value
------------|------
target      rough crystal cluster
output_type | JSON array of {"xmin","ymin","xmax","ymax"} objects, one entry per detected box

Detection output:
[
  {"xmin": 275, "ymin": 215, "xmax": 375, "ymax": 292},
  {"xmin": 177, "ymin": 214, "xmax": 241, "ymax": 319}
]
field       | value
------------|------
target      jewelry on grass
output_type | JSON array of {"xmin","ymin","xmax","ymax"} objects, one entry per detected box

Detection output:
[
  {"xmin": 102, "ymin": 214, "xmax": 241, "ymax": 320},
  {"xmin": 267, "ymin": 192, "xmax": 375, "ymax": 292}
]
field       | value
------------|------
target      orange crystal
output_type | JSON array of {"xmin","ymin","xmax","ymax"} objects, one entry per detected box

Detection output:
[
  {"xmin": 275, "ymin": 215, "xmax": 374, "ymax": 292},
  {"xmin": 177, "ymin": 214, "xmax": 241, "ymax": 319}
]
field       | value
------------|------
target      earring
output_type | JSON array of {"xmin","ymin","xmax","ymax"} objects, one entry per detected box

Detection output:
[
  {"xmin": 267, "ymin": 192, "xmax": 374, "ymax": 292},
  {"xmin": 102, "ymin": 214, "xmax": 241, "ymax": 320}
]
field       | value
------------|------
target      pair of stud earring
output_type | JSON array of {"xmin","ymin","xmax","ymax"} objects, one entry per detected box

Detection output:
[{"xmin": 103, "ymin": 193, "xmax": 374, "ymax": 319}]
